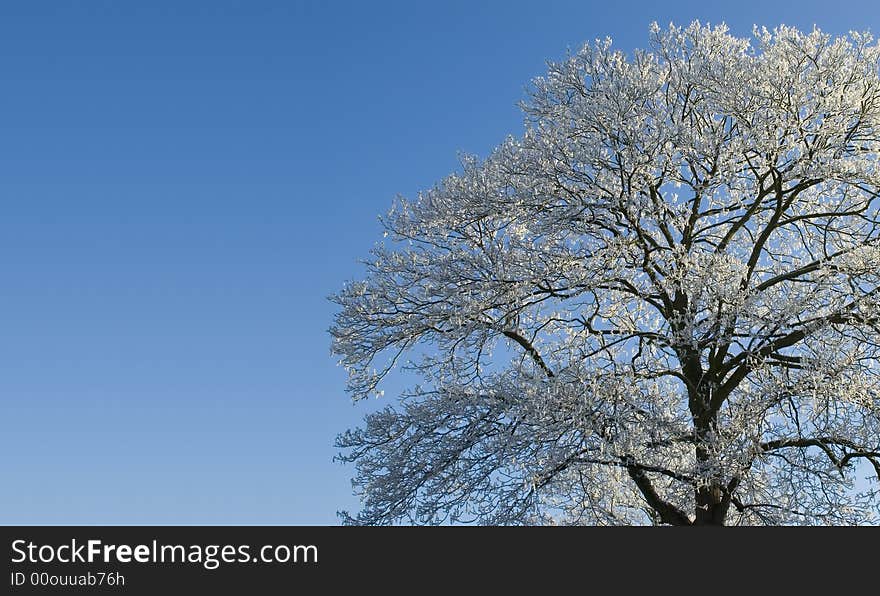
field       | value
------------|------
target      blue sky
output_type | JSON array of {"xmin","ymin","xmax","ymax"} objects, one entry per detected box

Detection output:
[{"xmin": 2, "ymin": 1, "xmax": 879, "ymax": 524}]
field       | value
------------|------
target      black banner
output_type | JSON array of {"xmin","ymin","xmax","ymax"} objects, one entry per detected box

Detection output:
[{"xmin": 0, "ymin": 526, "xmax": 872, "ymax": 594}]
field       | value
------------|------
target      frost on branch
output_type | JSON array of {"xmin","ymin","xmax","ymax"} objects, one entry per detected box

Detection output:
[{"xmin": 330, "ymin": 22, "xmax": 880, "ymax": 525}]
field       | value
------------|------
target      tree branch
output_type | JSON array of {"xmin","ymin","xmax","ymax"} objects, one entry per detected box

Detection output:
[
  {"xmin": 502, "ymin": 329, "xmax": 555, "ymax": 377},
  {"xmin": 626, "ymin": 462, "xmax": 692, "ymax": 526}
]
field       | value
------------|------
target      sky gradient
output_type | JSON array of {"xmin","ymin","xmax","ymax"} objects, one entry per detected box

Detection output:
[{"xmin": 2, "ymin": 1, "xmax": 880, "ymax": 524}]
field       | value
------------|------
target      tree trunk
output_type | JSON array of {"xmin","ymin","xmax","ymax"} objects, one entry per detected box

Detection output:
[
  {"xmin": 694, "ymin": 481, "xmax": 726, "ymax": 525},
  {"xmin": 693, "ymin": 415, "xmax": 727, "ymax": 526}
]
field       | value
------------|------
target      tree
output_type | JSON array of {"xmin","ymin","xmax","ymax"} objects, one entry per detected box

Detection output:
[{"xmin": 330, "ymin": 22, "xmax": 880, "ymax": 525}]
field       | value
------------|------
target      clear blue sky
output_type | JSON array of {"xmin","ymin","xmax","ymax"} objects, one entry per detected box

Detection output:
[{"xmin": 1, "ymin": 1, "xmax": 878, "ymax": 524}]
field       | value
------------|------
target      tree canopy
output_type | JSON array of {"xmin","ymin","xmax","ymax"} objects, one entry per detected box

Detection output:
[{"xmin": 331, "ymin": 22, "xmax": 880, "ymax": 525}]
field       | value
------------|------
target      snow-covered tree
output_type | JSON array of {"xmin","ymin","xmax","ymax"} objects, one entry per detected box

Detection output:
[{"xmin": 331, "ymin": 22, "xmax": 880, "ymax": 525}]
